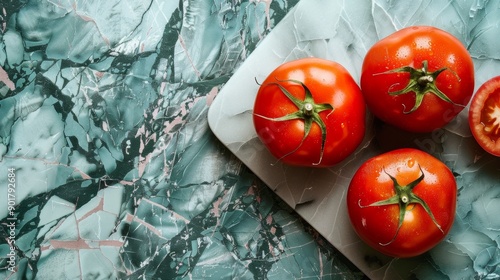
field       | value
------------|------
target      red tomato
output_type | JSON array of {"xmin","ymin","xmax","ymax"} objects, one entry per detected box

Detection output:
[
  {"xmin": 361, "ymin": 26, "xmax": 474, "ymax": 133},
  {"xmin": 469, "ymin": 76, "xmax": 500, "ymax": 156},
  {"xmin": 253, "ymin": 58, "xmax": 365, "ymax": 167},
  {"xmin": 346, "ymin": 148, "xmax": 457, "ymax": 258}
]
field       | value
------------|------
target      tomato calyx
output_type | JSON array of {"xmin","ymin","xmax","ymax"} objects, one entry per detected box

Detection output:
[
  {"xmin": 358, "ymin": 165, "xmax": 444, "ymax": 246},
  {"xmin": 376, "ymin": 60, "xmax": 460, "ymax": 114},
  {"xmin": 254, "ymin": 79, "xmax": 334, "ymax": 165}
]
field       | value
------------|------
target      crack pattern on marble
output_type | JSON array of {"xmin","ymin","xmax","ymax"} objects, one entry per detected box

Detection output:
[
  {"xmin": 0, "ymin": 0, "xmax": 365, "ymax": 279},
  {"xmin": 208, "ymin": 0, "xmax": 500, "ymax": 279}
]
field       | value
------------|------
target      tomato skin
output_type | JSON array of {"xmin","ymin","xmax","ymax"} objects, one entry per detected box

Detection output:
[
  {"xmin": 469, "ymin": 76, "xmax": 500, "ymax": 157},
  {"xmin": 361, "ymin": 26, "xmax": 474, "ymax": 133},
  {"xmin": 253, "ymin": 58, "xmax": 366, "ymax": 167},
  {"xmin": 347, "ymin": 148, "xmax": 457, "ymax": 258}
]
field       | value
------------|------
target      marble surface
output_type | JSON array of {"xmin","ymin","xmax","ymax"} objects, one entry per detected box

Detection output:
[
  {"xmin": 0, "ymin": 0, "xmax": 366, "ymax": 279},
  {"xmin": 209, "ymin": 0, "xmax": 500, "ymax": 279}
]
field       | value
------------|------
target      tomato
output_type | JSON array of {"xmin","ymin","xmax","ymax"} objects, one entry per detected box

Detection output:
[
  {"xmin": 346, "ymin": 148, "xmax": 457, "ymax": 258},
  {"xmin": 253, "ymin": 57, "xmax": 366, "ymax": 167},
  {"xmin": 360, "ymin": 26, "xmax": 474, "ymax": 133},
  {"xmin": 469, "ymin": 76, "xmax": 500, "ymax": 156}
]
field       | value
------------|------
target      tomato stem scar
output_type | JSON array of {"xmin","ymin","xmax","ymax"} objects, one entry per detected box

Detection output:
[
  {"xmin": 417, "ymin": 75, "xmax": 434, "ymax": 85},
  {"xmin": 303, "ymin": 103, "xmax": 314, "ymax": 116}
]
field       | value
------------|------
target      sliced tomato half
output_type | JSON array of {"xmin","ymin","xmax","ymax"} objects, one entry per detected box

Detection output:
[{"xmin": 469, "ymin": 76, "xmax": 500, "ymax": 156}]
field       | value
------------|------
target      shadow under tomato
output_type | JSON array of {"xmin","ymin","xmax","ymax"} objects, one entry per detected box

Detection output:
[{"xmin": 373, "ymin": 118, "xmax": 445, "ymax": 155}]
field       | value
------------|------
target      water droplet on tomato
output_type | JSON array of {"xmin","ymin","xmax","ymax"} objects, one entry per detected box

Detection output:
[
  {"xmin": 396, "ymin": 46, "xmax": 411, "ymax": 59},
  {"xmin": 415, "ymin": 37, "xmax": 431, "ymax": 50}
]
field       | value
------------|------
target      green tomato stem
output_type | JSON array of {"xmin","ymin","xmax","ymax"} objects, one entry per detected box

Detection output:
[
  {"xmin": 417, "ymin": 75, "xmax": 434, "ymax": 86},
  {"xmin": 303, "ymin": 103, "xmax": 314, "ymax": 116},
  {"xmin": 358, "ymin": 165, "xmax": 444, "ymax": 246},
  {"xmin": 374, "ymin": 60, "xmax": 461, "ymax": 114},
  {"xmin": 253, "ymin": 79, "xmax": 334, "ymax": 165}
]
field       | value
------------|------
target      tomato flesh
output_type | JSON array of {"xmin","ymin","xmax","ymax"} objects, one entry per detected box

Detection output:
[
  {"xmin": 469, "ymin": 76, "xmax": 500, "ymax": 156},
  {"xmin": 480, "ymin": 89, "xmax": 500, "ymax": 141}
]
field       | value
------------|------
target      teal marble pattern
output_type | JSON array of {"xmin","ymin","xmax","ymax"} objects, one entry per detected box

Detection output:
[{"xmin": 0, "ymin": 0, "xmax": 363, "ymax": 279}]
